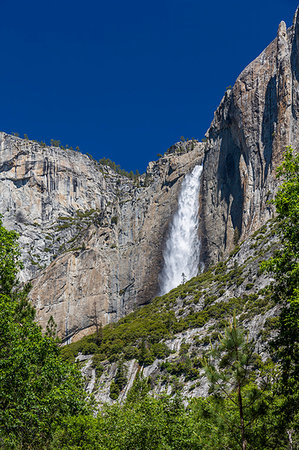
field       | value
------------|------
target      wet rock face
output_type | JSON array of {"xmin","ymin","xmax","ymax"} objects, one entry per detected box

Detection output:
[
  {"xmin": 0, "ymin": 132, "xmax": 203, "ymax": 340},
  {"xmin": 200, "ymin": 10, "xmax": 299, "ymax": 264}
]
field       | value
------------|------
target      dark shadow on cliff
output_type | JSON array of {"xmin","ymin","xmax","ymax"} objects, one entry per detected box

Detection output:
[
  {"xmin": 262, "ymin": 75, "xmax": 277, "ymax": 182},
  {"xmin": 291, "ymin": 7, "xmax": 299, "ymax": 121},
  {"xmin": 217, "ymin": 127, "xmax": 244, "ymax": 247}
]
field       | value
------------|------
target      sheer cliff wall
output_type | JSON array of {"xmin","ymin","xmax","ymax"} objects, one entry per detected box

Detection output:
[
  {"xmin": 200, "ymin": 10, "xmax": 299, "ymax": 264},
  {"xmin": 0, "ymin": 134, "xmax": 203, "ymax": 340},
  {"xmin": 0, "ymin": 8, "xmax": 298, "ymax": 340}
]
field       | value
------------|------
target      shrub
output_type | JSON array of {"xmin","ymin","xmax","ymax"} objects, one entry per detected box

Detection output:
[
  {"xmin": 110, "ymin": 380, "xmax": 120, "ymax": 400},
  {"xmin": 123, "ymin": 345, "xmax": 139, "ymax": 360},
  {"xmin": 81, "ymin": 342, "xmax": 98, "ymax": 355},
  {"xmin": 110, "ymin": 364, "xmax": 127, "ymax": 399},
  {"xmin": 92, "ymin": 354, "xmax": 105, "ymax": 375}
]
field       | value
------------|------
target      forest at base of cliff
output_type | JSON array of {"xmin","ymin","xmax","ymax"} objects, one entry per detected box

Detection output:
[{"xmin": 0, "ymin": 149, "xmax": 298, "ymax": 449}]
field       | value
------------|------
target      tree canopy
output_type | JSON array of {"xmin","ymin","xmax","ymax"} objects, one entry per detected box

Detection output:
[
  {"xmin": 0, "ymin": 218, "xmax": 89, "ymax": 448},
  {"xmin": 261, "ymin": 146, "xmax": 299, "ymax": 443},
  {"xmin": 0, "ymin": 219, "xmax": 21, "ymax": 295},
  {"xmin": 0, "ymin": 146, "xmax": 298, "ymax": 448}
]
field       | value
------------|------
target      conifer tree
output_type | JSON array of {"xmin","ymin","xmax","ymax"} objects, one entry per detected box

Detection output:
[{"xmin": 202, "ymin": 318, "xmax": 257, "ymax": 450}]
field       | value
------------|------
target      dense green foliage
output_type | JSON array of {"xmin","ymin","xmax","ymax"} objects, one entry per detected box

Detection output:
[
  {"xmin": 0, "ymin": 219, "xmax": 22, "ymax": 295},
  {"xmin": 0, "ymin": 219, "xmax": 89, "ymax": 448},
  {"xmin": 109, "ymin": 363, "xmax": 128, "ymax": 400},
  {"xmin": 50, "ymin": 379, "xmax": 291, "ymax": 449},
  {"xmin": 51, "ymin": 396, "xmax": 198, "ymax": 449},
  {"xmin": 261, "ymin": 146, "xmax": 299, "ymax": 442},
  {"xmin": 262, "ymin": 148, "xmax": 298, "ymax": 376},
  {"xmin": 98, "ymin": 157, "xmax": 140, "ymax": 181},
  {"xmin": 189, "ymin": 383, "xmax": 288, "ymax": 449},
  {"xmin": 51, "ymin": 317, "xmax": 294, "ymax": 449},
  {"xmin": 0, "ymin": 147, "xmax": 298, "ymax": 448},
  {"xmin": 61, "ymin": 253, "xmax": 275, "ymax": 367},
  {"xmin": 201, "ymin": 318, "xmax": 280, "ymax": 449},
  {"xmin": 57, "ymin": 147, "xmax": 298, "ymax": 448}
]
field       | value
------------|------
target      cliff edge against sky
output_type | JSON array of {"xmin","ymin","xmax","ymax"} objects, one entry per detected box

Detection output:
[{"xmin": 0, "ymin": 8, "xmax": 298, "ymax": 341}]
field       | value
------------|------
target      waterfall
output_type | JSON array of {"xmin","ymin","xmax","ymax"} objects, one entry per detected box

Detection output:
[{"xmin": 159, "ymin": 164, "xmax": 203, "ymax": 295}]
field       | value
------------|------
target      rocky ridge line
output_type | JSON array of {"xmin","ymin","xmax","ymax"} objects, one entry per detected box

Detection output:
[{"xmin": 0, "ymin": 7, "xmax": 298, "ymax": 340}]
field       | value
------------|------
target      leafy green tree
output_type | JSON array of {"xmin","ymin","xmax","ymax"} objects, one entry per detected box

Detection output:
[
  {"xmin": 197, "ymin": 148, "xmax": 298, "ymax": 449},
  {"xmin": 0, "ymin": 218, "xmax": 90, "ymax": 448},
  {"xmin": 261, "ymin": 146, "xmax": 299, "ymax": 444},
  {"xmin": 200, "ymin": 318, "xmax": 294, "ymax": 449},
  {"xmin": 51, "ymin": 395, "xmax": 199, "ymax": 449},
  {"xmin": 138, "ymin": 338, "xmax": 155, "ymax": 366},
  {"xmin": 0, "ymin": 218, "xmax": 22, "ymax": 295},
  {"xmin": 50, "ymin": 139, "xmax": 61, "ymax": 147}
]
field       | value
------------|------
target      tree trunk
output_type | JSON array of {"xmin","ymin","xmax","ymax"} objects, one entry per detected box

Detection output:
[{"xmin": 238, "ymin": 383, "xmax": 247, "ymax": 450}]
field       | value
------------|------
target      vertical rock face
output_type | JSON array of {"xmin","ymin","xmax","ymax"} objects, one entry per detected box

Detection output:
[
  {"xmin": 200, "ymin": 9, "xmax": 299, "ymax": 264},
  {"xmin": 0, "ymin": 9, "xmax": 298, "ymax": 339},
  {"xmin": 0, "ymin": 132, "xmax": 203, "ymax": 340}
]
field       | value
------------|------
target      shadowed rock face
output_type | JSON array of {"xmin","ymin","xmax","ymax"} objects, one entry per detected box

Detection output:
[
  {"xmin": 0, "ymin": 8, "xmax": 298, "ymax": 340},
  {"xmin": 200, "ymin": 9, "xmax": 299, "ymax": 264}
]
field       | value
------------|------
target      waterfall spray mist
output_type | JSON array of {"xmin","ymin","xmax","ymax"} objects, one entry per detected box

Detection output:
[{"xmin": 159, "ymin": 165, "xmax": 203, "ymax": 295}]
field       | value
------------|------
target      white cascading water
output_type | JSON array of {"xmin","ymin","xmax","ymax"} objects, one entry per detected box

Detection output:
[{"xmin": 159, "ymin": 164, "xmax": 203, "ymax": 295}]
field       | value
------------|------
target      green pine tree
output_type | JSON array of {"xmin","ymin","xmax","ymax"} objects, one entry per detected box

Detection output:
[{"xmin": 202, "ymin": 318, "xmax": 260, "ymax": 450}]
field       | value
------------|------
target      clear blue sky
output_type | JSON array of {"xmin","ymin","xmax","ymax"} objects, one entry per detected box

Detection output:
[{"xmin": 0, "ymin": 0, "xmax": 297, "ymax": 173}]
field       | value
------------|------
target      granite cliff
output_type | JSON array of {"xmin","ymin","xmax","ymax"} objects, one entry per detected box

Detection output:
[
  {"xmin": 0, "ymin": 8, "xmax": 298, "ymax": 340},
  {"xmin": 72, "ymin": 219, "xmax": 280, "ymax": 405},
  {"xmin": 0, "ymin": 134, "xmax": 203, "ymax": 340},
  {"xmin": 200, "ymin": 9, "xmax": 299, "ymax": 263}
]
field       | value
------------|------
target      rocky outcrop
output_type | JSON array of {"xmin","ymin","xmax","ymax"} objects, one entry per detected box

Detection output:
[
  {"xmin": 0, "ymin": 132, "xmax": 203, "ymax": 340},
  {"xmin": 0, "ymin": 8, "xmax": 298, "ymax": 340},
  {"xmin": 78, "ymin": 221, "xmax": 280, "ymax": 404},
  {"xmin": 200, "ymin": 8, "xmax": 299, "ymax": 264}
]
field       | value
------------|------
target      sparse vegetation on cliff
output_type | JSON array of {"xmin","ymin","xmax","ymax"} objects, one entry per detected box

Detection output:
[
  {"xmin": 61, "ymin": 221, "xmax": 277, "ymax": 369},
  {"xmin": 0, "ymin": 1, "xmax": 298, "ymax": 442},
  {"xmin": 56, "ymin": 148, "xmax": 298, "ymax": 448},
  {"xmin": 0, "ymin": 139, "xmax": 298, "ymax": 448},
  {"xmin": 9, "ymin": 131, "xmax": 143, "ymax": 181}
]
